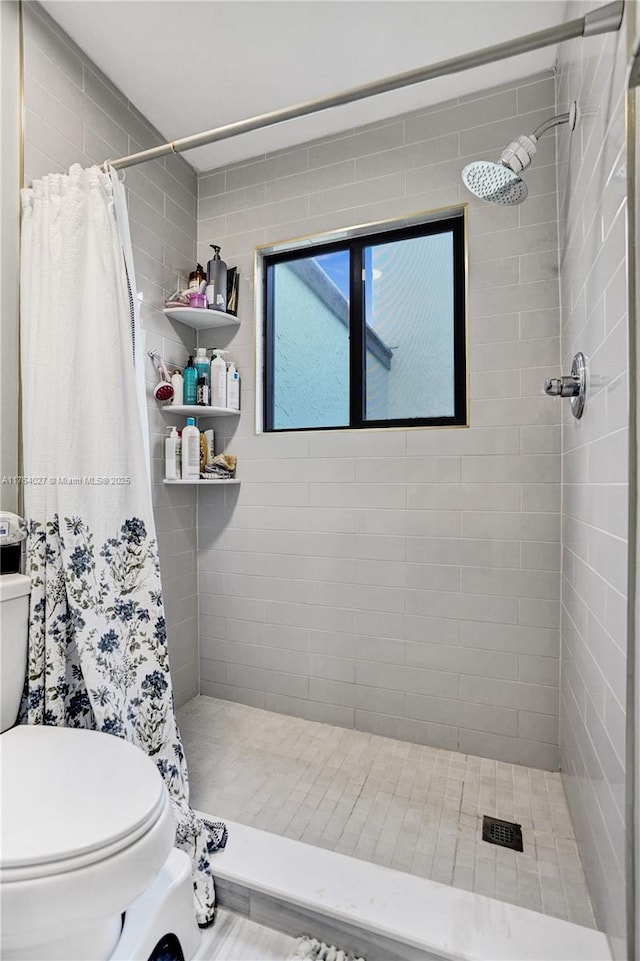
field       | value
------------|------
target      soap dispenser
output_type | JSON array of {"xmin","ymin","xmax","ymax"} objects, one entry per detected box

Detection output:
[{"xmin": 205, "ymin": 245, "xmax": 227, "ymax": 312}]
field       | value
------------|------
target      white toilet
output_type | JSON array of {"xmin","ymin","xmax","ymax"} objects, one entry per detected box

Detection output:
[{"xmin": 0, "ymin": 573, "xmax": 202, "ymax": 961}]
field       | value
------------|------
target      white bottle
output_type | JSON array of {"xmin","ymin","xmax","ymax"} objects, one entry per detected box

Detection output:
[
  {"xmin": 181, "ymin": 417, "xmax": 200, "ymax": 480},
  {"xmin": 165, "ymin": 426, "xmax": 180, "ymax": 480},
  {"xmin": 227, "ymin": 362, "xmax": 240, "ymax": 411},
  {"xmin": 210, "ymin": 349, "xmax": 228, "ymax": 409},
  {"xmin": 171, "ymin": 369, "xmax": 184, "ymax": 406},
  {"xmin": 203, "ymin": 429, "xmax": 215, "ymax": 465}
]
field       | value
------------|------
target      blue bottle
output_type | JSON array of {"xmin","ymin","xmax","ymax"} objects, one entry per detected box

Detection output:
[{"xmin": 183, "ymin": 356, "xmax": 197, "ymax": 405}]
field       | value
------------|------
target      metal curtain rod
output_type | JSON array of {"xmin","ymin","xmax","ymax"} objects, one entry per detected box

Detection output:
[{"xmin": 107, "ymin": 0, "xmax": 624, "ymax": 171}]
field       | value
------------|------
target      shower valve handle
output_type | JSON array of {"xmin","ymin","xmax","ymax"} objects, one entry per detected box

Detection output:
[
  {"xmin": 544, "ymin": 376, "xmax": 580, "ymax": 397},
  {"xmin": 543, "ymin": 352, "xmax": 587, "ymax": 419}
]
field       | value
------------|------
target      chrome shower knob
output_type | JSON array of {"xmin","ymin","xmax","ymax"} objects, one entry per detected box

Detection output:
[
  {"xmin": 544, "ymin": 352, "xmax": 587, "ymax": 419},
  {"xmin": 544, "ymin": 376, "xmax": 580, "ymax": 397}
]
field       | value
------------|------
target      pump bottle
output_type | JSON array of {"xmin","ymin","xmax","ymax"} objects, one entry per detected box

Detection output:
[{"xmin": 205, "ymin": 245, "xmax": 227, "ymax": 312}]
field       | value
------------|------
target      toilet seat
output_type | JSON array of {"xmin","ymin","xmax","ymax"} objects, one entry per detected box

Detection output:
[
  {"xmin": 1, "ymin": 725, "xmax": 170, "ymax": 881},
  {"xmin": 1, "ymin": 725, "xmax": 177, "ymax": 960}
]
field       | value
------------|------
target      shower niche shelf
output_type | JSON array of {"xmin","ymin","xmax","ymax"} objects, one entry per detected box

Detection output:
[
  {"xmin": 160, "ymin": 405, "xmax": 239, "ymax": 417},
  {"xmin": 163, "ymin": 479, "xmax": 240, "ymax": 486},
  {"xmin": 163, "ymin": 307, "xmax": 239, "ymax": 330},
  {"xmin": 161, "ymin": 404, "xmax": 239, "ymax": 486}
]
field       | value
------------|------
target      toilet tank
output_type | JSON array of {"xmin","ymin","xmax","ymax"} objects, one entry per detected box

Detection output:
[{"xmin": 0, "ymin": 574, "xmax": 30, "ymax": 732}]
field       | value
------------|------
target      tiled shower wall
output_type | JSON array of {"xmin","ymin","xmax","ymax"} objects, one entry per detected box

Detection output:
[
  {"xmin": 556, "ymin": 4, "xmax": 631, "ymax": 955},
  {"xmin": 196, "ymin": 70, "xmax": 564, "ymax": 770},
  {"xmin": 22, "ymin": 3, "xmax": 200, "ymax": 706}
]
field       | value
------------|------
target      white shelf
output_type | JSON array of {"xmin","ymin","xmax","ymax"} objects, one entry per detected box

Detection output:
[
  {"xmin": 160, "ymin": 405, "xmax": 239, "ymax": 417},
  {"xmin": 163, "ymin": 307, "xmax": 239, "ymax": 330},
  {"xmin": 163, "ymin": 479, "xmax": 240, "ymax": 485}
]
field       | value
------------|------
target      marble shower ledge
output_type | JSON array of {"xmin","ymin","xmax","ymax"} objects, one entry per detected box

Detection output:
[
  {"xmin": 163, "ymin": 307, "xmax": 240, "ymax": 330},
  {"xmin": 204, "ymin": 817, "xmax": 611, "ymax": 961}
]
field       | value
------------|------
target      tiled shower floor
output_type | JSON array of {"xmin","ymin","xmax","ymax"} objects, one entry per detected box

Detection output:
[{"xmin": 177, "ymin": 696, "xmax": 596, "ymax": 929}]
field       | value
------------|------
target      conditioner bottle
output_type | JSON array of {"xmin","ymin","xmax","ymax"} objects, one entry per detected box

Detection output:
[
  {"xmin": 165, "ymin": 426, "xmax": 180, "ymax": 481},
  {"xmin": 210, "ymin": 349, "xmax": 228, "ymax": 408},
  {"xmin": 181, "ymin": 417, "xmax": 201, "ymax": 480}
]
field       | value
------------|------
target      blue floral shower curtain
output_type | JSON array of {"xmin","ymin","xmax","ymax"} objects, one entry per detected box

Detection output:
[{"xmin": 19, "ymin": 164, "xmax": 225, "ymax": 927}]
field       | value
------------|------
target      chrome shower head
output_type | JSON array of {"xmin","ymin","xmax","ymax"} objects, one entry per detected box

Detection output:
[
  {"xmin": 461, "ymin": 103, "xmax": 577, "ymax": 206},
  {"xmin": 461, "ymin": 160, "xmax": 528, "ymax": 206}
]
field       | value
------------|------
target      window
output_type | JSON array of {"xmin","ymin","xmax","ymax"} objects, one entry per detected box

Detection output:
[{"xmin": 261, "ymin": 209, "xmax": 467, "ymax": 432}]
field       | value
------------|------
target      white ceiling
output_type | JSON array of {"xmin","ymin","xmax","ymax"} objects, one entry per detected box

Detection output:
[{"xmin": 40, "ymin": 1, "xmax": 568, "ymax": 173}]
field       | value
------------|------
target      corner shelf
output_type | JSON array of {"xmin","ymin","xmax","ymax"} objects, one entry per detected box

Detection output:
[
  {"xmin": 163, "ymin": 307, "xmax": 239, "ymax": 330},
  {"xmin": 160, "ymin": 405, "xmax": 239, "ymax": 417},
  {"xmin": 163, "ymin": 479, "xmax": 240, "ymax": 485}
]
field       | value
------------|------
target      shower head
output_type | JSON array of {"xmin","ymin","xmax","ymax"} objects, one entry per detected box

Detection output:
[
  {"xmin": 149, "ymin": 348, "xmax": 175, "ymax": 403},
  {"xmin": 461, "ymin": 103, "xmax": 577, "ymax": 206},
  {"xmin": 461, "ymin": 160, "xmax": 528, "ymax": 206}
]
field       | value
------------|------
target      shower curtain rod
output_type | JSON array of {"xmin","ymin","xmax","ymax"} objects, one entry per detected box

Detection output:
[{"xmin": 106, "ymin": 0, "xmax": 624, "ymax": 172}]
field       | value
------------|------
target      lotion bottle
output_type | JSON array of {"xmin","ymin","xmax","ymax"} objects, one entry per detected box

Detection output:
[
  {"xmin": 210, "ymin": 349, "xmax": 228, "ymax": 408},
  {"xmin": 165, "ymin": 426, "xmax": 180, "ymax": 480},
  {"xmin": 171, "ymin": 369, "xmax": 184, "ymax": 406},
  {"xmin": 181, "ymin": 417, "xmax": 200, "ymax": 480},
  {"xmin": 226, "ymin": 362, "xmax": 240, "ymax": 411}
]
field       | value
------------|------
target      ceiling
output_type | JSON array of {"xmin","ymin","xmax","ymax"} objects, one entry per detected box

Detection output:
[{"xmin": 40, "ymin": 1, "xmax": 569, "ymax": 174}]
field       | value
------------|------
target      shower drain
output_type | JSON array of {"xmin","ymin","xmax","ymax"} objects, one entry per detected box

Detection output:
[{"xmin": 482, "ymin": 815, "xmax": 523, "ymax": 852}]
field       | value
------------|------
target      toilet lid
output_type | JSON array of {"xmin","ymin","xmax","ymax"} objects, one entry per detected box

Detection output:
[{"xmin": 1, "ymin": 726, "xmax": 169, "ymax": 875}]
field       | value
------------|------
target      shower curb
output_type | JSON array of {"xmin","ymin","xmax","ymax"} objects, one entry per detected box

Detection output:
[{"xmin": 202, "ymin": 816, "xmax": 611, "ymax": 961}]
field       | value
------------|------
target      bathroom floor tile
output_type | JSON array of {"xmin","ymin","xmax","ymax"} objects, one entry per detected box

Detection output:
[{"xmin": 178, "ymin": 696, "xmax": 596, "ymax": 928}]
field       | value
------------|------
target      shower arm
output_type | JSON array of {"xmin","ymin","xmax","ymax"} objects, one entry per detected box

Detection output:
[
  {"xmin": 532, "ymin": 110, "xmax": 575, "ymax": 140},
  {"xmin": 103, "ymin": 1, "xmax": 623, "ymax": 172}
]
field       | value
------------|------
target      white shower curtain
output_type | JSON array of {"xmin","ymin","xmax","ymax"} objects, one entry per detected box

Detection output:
[{"xmin": 19, "ymin": 163, "xmax": 225, "ymax": 927}]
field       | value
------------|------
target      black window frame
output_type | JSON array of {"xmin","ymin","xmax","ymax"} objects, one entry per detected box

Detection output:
[{"xmin": 263, "ymin": 212, "xmax": 467, "ymax": 432}]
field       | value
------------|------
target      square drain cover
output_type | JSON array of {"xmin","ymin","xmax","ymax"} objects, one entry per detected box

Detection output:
[{"xmin": 482, "ymin": 815, "xmax": 523, "ymax": 852}]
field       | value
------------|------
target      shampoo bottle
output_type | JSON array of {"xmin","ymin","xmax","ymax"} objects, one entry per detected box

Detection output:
[
  {"xmin": 210, "ymin": 349, "xmax": 228, "ymax": 408},
  {"xmin": 181, "ymin": 417, "xmax": 200, "ymax": 480},
  {"xmin": 165, "ymin": 426, "xmax": 180, "ymax": 480},
  {"xmin": 205, "ymin": 245, "xmax": 227, "ymax": 312},
  {"xmin": 183, "ymin": 356, "xmax": 197, "ymax": 405},
  {"xmin": 227, "ymin": 362, "xmax": 240, "ymax": 411},
  {"xmin": 194, "ymin": 347, "xmax": 210, "ymax": 387}
]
